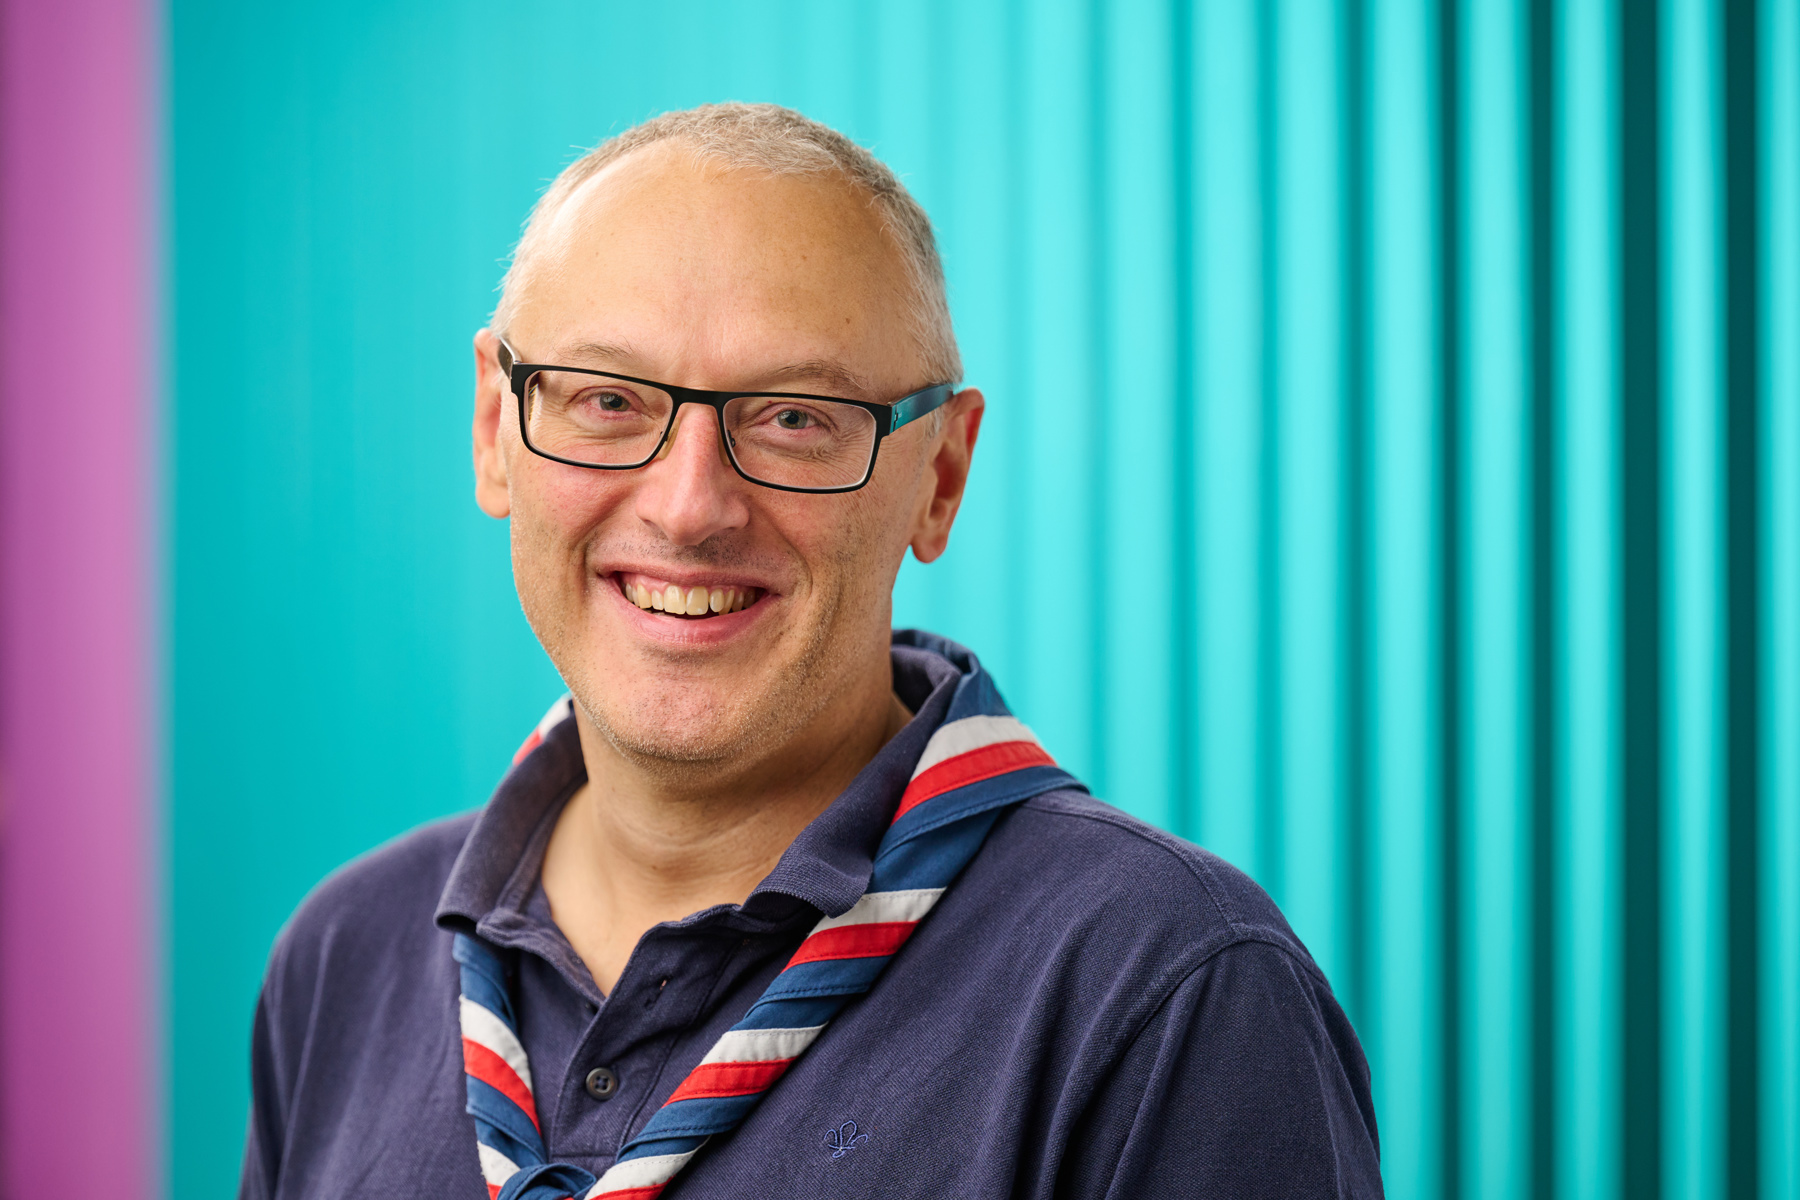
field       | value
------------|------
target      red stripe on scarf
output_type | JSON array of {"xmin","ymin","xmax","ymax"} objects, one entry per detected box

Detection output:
[
  {"xmin": 666, "ymin": 1057, "xmax": 793, "ymax": 1103},
  {"xmin": 893, "ymin": 741, "xmax": 1055, "ymax": 823},
  {"xmin": 787, "ymin": 921, "xmax": 917, "ymax": 968},
  {"xmin": 462, "ymin": 1038, "xmax": 538, "ymax": 1130},
  {"xmin": 511, "ymin": 731, "xmax": 543, "ymax": 765}
]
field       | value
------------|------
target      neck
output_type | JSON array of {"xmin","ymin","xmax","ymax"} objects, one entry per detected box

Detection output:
[{"xmin": 540, "ymin": 675, "xmax": 912, "ymax": 995}]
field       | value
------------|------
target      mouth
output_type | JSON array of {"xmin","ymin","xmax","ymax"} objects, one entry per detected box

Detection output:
[{"xmin": 613, "ymin": 571, "xmax": 766, "ymax": 620}]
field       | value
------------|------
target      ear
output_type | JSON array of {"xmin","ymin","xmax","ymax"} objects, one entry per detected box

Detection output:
[
  {"xmin": 907, "ymin": 387, "xmax": 984, "ymax": 564},
  {"xmin": 472, "ymin": 328, "xmax": 511, "ymax": 519}
]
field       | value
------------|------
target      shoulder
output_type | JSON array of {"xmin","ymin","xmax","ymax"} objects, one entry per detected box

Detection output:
[
  {"xmin": 925, "ymin": 788, "xmax": 1369, "ymax": 1147},
  {"xmin": 983, "ymin": 792, "xmax": 1375, "ymax": 1140},
  {"xmin": 265, "ymin": 812, "xmax": 477, "ymax": 988},
  {"xmin": 978, "ymin": 788, "xmax": 1323, "ymax": 984},
  {"xmin": 246, "ymin": 813, "xmax": 487, "ymax": 1196}
]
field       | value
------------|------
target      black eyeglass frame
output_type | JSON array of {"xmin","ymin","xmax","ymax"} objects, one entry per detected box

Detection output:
[{"xmin": 497, "ymin": 339, "xmax": 957, "ymax": 495}]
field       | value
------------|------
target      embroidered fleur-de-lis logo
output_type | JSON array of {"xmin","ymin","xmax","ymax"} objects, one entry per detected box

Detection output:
[{"xmin": 824, "ymin": 1119, "xmax": 871, "ymax": 1158}]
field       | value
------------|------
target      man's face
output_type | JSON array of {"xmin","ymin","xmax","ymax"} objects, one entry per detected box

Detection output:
[{"xmin": 471, "ymin": 142, "xmax": 979, "ymax": 772}]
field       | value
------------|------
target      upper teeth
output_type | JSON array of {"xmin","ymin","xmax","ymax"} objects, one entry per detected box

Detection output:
[{"xmin": 623, "ymin": 579, "xmax": 755, "ymax": 615}]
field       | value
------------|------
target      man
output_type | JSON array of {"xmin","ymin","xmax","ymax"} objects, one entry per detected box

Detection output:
[{"xmin": 241, "ymin": 103, "xmax": 1380, "ymax": 1199}]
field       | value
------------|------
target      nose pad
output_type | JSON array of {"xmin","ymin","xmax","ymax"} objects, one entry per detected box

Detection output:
[{"xmin": 652, "ymin": 411, "xmax": 680, "ymax": 462}]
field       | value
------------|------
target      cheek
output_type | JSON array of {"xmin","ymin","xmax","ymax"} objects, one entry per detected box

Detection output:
[
  {"xmin": 505, "ymin": 458, "xmax": 631, "ymax": 584},
  {"xmin": 512, "ymin": 445, "xmax": 630, "ymax": 533},
  {"xmin": 849, "ymin": 445, "xmax": 931, "ymax": 553},
  {"xmin": 792, "ymin": 488, "xmax": 913, "ymax": 605},
  {"xmin": 507, "ymin": 500, "xmax": 580, "ymax": 635}
]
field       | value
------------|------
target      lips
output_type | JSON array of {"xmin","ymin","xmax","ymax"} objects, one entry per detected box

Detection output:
[{"xmin": 615, "ymin": 571, "xmax": 764, "ymax": 619}]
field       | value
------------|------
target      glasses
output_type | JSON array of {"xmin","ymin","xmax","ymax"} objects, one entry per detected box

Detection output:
[{"xmin": 497, "ymin": 340, "xmax": 956, "ymax": 494}]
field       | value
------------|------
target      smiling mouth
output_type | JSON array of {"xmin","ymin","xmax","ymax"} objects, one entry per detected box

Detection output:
[{"xmin": 616, "ymin": 572, "xmax": 764, "ymax": 619}]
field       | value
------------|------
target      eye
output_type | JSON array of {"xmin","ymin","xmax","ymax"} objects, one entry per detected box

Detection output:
[
  {"xmin": 773, "ymin": 407, "xmax": 815, "ymax": 430},
  {"xmin": 590, "ymin": 388, "xmax": 633, "ymax": 412}
]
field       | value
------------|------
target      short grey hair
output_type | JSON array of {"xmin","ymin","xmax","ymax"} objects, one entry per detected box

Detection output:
[{"xmin": 492, "ymin": 102, "xmax": 962, "ymax": 384}]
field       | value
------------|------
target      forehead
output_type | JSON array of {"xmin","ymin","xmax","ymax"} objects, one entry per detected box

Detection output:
[{"xmin": 506, "ymin": 141, "xmax": 919, "ymax": 392}]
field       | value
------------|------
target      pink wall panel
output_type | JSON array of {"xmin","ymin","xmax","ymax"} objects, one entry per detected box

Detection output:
[{"xmin": 0, "ymin": 0, "xmax": 160, "ymax": 1195}]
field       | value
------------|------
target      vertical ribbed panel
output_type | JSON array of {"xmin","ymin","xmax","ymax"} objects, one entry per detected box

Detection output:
[
  {"xmin": 166, "ymin": 1, "xmax": 1800, "ymax": 1195},
  {"xmin": 1367, "ymin": 4, "xmax": 1440, "ymax": 1196},
  {"xmin": 1194, "ymin": 0, "xmax": 1266, "ymax": 887},
  {"xmin": 1760, "ymin": 6, "xmax": 1799, "ymax": 1200},
  {"xmin": 1464, "ymin": 0, "xmax": 1528, "ymax": 1188},
  {"xmin": 1665, "ymin": 5, "xmax": 1724, "ymax": 1200},
  {"xmin": 1557, "ymin": 4, "xmax": 1623, "ymax": 1199}
]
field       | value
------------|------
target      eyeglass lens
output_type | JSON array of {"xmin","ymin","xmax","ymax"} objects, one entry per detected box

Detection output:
[{"xmin": 524, "ymin": 370, "xmax": 879, "ymax": 490}]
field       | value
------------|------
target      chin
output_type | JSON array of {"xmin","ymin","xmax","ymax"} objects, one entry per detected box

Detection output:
[
  {"xmin": 589, "ymin": 685, "xmax": 793, "ymax": 768},
  {"xmin": 618, "ymin": 684, "xmax": 734, "ymax": 755},
  {"xmin": 572, "ymin": 600, "xmax": 846, "ymax": 768},
  {"xmin": 529, "ymin": 565, "xmax": 858, "ymax": 773}
]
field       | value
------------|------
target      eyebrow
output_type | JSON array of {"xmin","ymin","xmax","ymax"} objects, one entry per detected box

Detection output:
[
  {"xmin": 755, "ymin": 358, "xmax": 873, "ymax": 397},
  {"xmin": 558, "ymin": 339, "xmax": 643, "ymax": 366},
  {"xmin": 554, "ymin": 340, "xmax": 875, "ymax": 398}
]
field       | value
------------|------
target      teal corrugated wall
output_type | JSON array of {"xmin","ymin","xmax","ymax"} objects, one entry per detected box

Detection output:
[{"xmin": 169, "ymin": 2, "xmax": 1799, "ymax": 1197}]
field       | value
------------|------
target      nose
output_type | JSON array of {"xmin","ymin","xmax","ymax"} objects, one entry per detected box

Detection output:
[{"xmin": 631, "ymin": 402, "xmax": 751, "ymax": 546}]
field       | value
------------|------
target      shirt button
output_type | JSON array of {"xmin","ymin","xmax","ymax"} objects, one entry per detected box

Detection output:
[{"xmin": 585, "ymin": 1066, "xmax": 619, "ymax": 1101}]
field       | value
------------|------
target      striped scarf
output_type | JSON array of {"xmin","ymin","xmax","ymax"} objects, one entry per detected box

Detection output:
[{"xmin": 455, "ymin": 644, "xmax": 1078, "ymax": 1200}]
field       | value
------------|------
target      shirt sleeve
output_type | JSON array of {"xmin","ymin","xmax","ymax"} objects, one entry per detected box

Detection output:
[
  {"xmin": 1059, "ymin": 937, "xmax": 1383, "ymax": 1199},
  {"xmin": 238, "ymin": 942, "xmax": 294, "ymax": 1200}
]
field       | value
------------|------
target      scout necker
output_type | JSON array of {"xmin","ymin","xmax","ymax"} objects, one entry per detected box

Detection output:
[{"xmin": 240, "ymin": 103, "xmax": 1381, "ymax": 1199}]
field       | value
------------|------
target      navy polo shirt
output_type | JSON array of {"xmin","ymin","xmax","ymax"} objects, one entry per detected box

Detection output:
[{"xmin": 240, "ymin": 636, "xmax": 1381, "ymax": 1198}]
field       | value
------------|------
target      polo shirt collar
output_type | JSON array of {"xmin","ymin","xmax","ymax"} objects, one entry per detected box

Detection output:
[{"xmin": 434, "ymin": 636, "xmax": 964, "ymax": 939}]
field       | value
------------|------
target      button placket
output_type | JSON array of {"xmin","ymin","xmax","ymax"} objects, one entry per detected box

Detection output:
[
  {"xmin": 551, "ymin": 920, "xmax": 799, "ymax": 1159},
  {"xmin": 554, "ymin": 937, "xmax": 698, "ymax": 1146}
]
